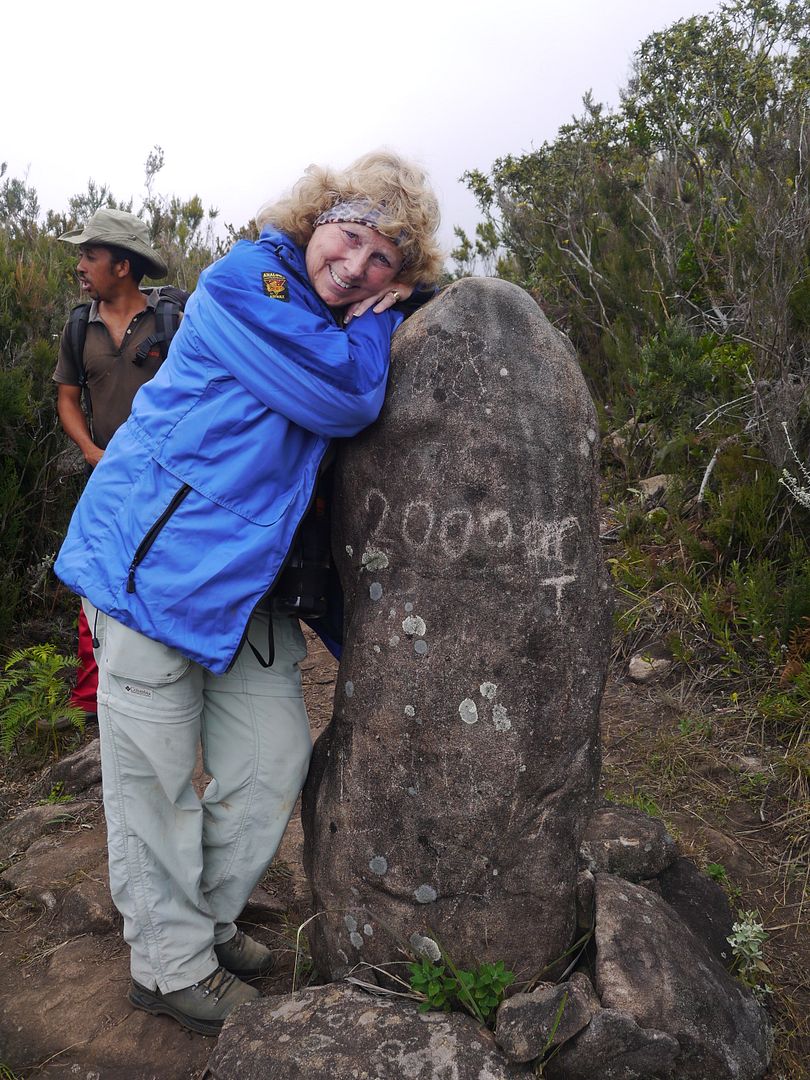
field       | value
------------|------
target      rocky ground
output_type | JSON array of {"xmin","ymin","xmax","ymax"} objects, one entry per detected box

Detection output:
[{"xmin": 0, "ymin": 629, "xmax": 806, "ymax": 1079}]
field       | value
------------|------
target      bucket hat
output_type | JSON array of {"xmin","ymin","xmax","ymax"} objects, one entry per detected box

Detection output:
[{"xmin": 59, "ymin": 208, "xmax": 168, "ymax": 279}]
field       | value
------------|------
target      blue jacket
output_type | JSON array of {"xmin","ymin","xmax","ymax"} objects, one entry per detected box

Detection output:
[{"xmin": 54, "ymin": 227, "xmax": 402, "ymax": 674}]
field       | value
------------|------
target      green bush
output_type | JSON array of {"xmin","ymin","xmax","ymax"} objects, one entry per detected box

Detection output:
[
  {"xmin": 0, "ymin": 339, "xmax": 79, "ymax": 644},
  {"xmin": 0, "ymin": 644, "xmax": 84, "ymax": 754}
]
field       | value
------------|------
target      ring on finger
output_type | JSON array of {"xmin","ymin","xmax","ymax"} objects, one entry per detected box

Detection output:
[{"xmin": 391, "ymin": 290, "xmax": 400, "ymax": 301}]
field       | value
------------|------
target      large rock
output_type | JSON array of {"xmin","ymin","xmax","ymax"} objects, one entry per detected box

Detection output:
[
  {"xmin": 44, "ymin": 737, "xmax": 103, "ymax": 798},
  {"xmin": 207, "ymin": 982, "xmax": 531, "ymax": 1079},
  {"xmin": 303, "ymin": 278, "xmax": 612, "ymax": 978},
  {"xmin": 593, "ymin": 874, "xmax": 771, "ymax": 1079},
  {"xmin": 658, "ymin": 856, "xmax": 734, "ymax": 967},
  {"xmin": 0, "ymin": 800, "xmax": 97, "ymax": 860},
  {"xmin": 545, "ymin": 1008, "xmax": 680, "ymax": 1080},
  {"xmin": 0, "ymin": 817, "xmax": 110, "ymax": 929},
  {"xmin": 59, "ymin": 873, "xmax": 120, "ymax": 935},
  {"xmin": 495, "ymin": 972, "xmax": 601, "ymax": 1063},
  {"xmin": 579, "ymin": 804, "xmax": 678, "ymax": 882}
]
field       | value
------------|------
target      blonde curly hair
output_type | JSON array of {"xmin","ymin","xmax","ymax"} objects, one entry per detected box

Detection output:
[{"xmin": 256, "ymin": 150, "xmax": 444, "ymax": 286}]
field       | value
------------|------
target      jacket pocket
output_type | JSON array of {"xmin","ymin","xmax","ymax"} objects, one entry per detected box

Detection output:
[{"xmin": 126, "ymin": 483, "xmax": 192, "ymax": 595}]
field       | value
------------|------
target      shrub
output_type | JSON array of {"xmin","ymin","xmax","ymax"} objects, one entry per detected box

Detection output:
[{"xmin": 0, "ymin": 644, "xmax": 84, "ymax": 754}]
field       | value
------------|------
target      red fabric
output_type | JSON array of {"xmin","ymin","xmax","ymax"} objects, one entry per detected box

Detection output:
[{"xmin": 71, "ymin": 605, "xmax": 98, "ymax": 713}]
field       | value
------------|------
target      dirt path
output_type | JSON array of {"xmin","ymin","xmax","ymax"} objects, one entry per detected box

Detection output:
[{"xmin": 0, "ymin": 630, "xmax": 806, "ymax": 1078}]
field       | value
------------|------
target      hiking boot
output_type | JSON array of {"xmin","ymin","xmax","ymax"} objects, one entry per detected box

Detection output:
[
  {"xmin": 215, "ymin": 929, "xmax": 274, "ymax": 979},
  {"xmin": 128, "ymin": 965, "xmax": 259, "ymax": 1036}
]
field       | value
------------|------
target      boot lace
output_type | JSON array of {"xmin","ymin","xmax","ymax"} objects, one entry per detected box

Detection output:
[{"xmin": 192, "ymin": 965, "xmax": 236, "ymax": 1003}]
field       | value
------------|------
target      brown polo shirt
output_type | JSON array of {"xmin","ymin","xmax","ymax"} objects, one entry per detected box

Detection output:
[{"xmin": 53, "ymin": 290, "xmax": 171, "ymax": 449}]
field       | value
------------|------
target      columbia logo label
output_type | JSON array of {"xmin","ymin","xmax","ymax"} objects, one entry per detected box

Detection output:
[{"xmin": 123, "ymin": 684, "xmax": 153, "ymax": 700}]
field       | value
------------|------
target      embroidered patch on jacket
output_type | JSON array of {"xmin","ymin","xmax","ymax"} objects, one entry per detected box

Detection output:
[{"xmin": 262, "ymin": 272, "xmax": 289, "ymax": 301}]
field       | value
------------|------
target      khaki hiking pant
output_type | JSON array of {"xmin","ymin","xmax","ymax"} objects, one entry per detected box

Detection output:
[{"xmin": 83, "ymin": 600, "xmax": 312, "ymax": 993}]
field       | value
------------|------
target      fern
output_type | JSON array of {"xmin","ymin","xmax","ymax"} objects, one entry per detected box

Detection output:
[{"xmin": 0, "ymin": 644, "xmax": 83, "ymax": 753}]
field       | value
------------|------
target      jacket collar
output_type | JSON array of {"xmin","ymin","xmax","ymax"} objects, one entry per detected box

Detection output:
[{"xmin": 258, "ymin": 226, "xmax": 307, "ymax": 275}]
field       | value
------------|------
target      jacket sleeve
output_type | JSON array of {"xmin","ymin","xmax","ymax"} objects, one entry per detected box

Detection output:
[{"xmin": 185, "ymin": 244, "xmax": 402, "ymax": 439}]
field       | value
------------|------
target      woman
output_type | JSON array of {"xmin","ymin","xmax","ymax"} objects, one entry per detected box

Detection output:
[{"xmin": 54, "ymin": 150, "xmax": 443, "ymax": 1035}]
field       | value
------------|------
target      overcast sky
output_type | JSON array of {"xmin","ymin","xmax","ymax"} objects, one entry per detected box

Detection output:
[{"xmin": 5, "ymin": 0, "xmax": 722, "ymax": 258}]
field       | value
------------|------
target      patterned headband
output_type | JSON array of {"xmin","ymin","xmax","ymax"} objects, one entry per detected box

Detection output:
[{"xmin": 314, "ymin": 198, "xmax": 407, "ymax": 246}]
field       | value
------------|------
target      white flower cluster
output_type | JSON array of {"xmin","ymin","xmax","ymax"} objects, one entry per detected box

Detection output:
[{"xmin": 779, "ymin": 423, "xmax": 810, "ymax": 509}]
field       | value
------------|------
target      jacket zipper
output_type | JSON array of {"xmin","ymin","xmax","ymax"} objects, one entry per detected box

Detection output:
[{"xmin": 126, "ymin": 483, "xmax": 192, "ymax": 593}]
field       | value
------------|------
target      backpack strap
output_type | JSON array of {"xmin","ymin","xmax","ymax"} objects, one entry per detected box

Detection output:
[
  {"xmin": 66, "ymin": 303, "xmax": 93, "ymax": 433},
  {"xmin": 66, "ymin": 303, "xmax": 91, "ymax": 388},
  {"xmin": 134, "ymin": 291, "xmax": 188, "ymax": 366},
  {"xmin": 155, "ymin": 285, "xmax": 192, "ymax": 308},
  {"xmin": 154, "ymin": 295, "xmax": 185, "ymax": 345}
]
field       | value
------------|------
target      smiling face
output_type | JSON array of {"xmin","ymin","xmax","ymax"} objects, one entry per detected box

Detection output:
[{"xmin": 305, "ymin": 222, "xmax": 402, "ymax": 307}]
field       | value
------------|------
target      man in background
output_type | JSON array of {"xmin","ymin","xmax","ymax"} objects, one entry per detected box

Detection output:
[{"xmin": 53, "ymin": 209, "xmax": 175, "ymax": 725}]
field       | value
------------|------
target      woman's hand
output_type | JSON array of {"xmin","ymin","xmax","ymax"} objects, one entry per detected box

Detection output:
[{"xmin": 345, "ymin": 281, "xmax": 414, "ymax": 321}]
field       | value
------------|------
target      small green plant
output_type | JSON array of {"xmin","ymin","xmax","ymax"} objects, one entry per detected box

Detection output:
[
  {"xmin": 38, "ymin": 781, "xmax": 74, "ymax": 805},
  {"xmin": 604, "ymin": 788, "xmax": 662, "ymax": 818},
  {"xmin": 408, "ymin": 955, "xmax": 515, "ymax": 1025},
  {"xmin": 678, "ymin": 714, "xmax": 713, "ymax": 738},
  {"xmin": 704, "ymin": 862, "xmax": 742, "ymax": 903},
  {"xmin": 0, "ymin": 1064, "xmax": 23, "ymax": 1080},
  {"xmin": 706, "ymin": 862, "xmax": 728, "ymax": 883},
  {"xmin": 0, "ymin": 644, "xmax": 84, "ymax": 754},
  {"xmin": 532, "ymin": 989, "xmax": 572, "ymax": 1075},
  {"xmin": 290, "ymin": 912, "xmax": 319, "ymax": 993},
  {"xmin": 738, "ymin": 770, "xmax": 770, "ymax": 801},
  {"xmin": 727, "ymin": 910, "xmax": 772, "ymax": 999},
  {"xmin": 409, "ymin": 957, "xmax": 456, "ymax": 1012}
]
